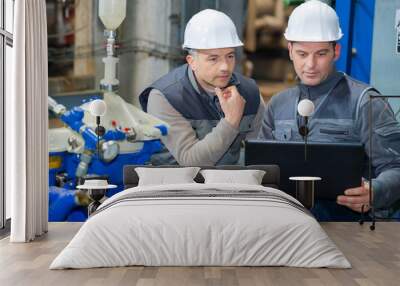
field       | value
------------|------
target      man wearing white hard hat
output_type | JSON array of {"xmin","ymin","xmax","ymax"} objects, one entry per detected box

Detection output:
[
  {"xmin": 139, "ymin": 9, "xmax": 264, "ymax": 166},
  {"xmin": 258, "ymin": 0, "xmax": 400, "ymax": 220}
]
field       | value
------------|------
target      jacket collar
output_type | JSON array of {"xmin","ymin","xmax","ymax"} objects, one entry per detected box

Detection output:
[{"xmin": 298, "ymin": 70, "xmax": 344, "ymax": 100}]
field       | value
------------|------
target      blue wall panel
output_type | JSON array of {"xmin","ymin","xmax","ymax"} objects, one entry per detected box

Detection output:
[{"xmin": 336, "ymin": 0, "xmax": 375, "ymax": 83}]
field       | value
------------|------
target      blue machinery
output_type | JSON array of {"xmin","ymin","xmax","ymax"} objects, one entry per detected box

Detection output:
[
  {"xmin": 48, "ymin": 99, "xmax": 166, "ymax": 221},
  {"xmin": 48, "ymin": 0, "xmax": 171, "ymax": 221}
]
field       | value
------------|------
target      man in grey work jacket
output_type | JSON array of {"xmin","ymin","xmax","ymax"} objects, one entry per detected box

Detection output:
[
  {"xmin": 139, "ymin": 9, "xmax": 264, "ymax": 166},
  {"xmin": 258, "ymin": 0, "xmax": 400, "ymax": 220}
]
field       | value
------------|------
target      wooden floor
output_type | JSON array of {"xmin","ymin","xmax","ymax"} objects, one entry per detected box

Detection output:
[{"xmin": 0, "ymin": 222, "xmax": 399, "ymax": 286}]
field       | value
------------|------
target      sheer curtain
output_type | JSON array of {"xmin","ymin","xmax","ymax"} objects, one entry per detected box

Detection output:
[{"xmin": 6, "ymin": 0, "xmax": 48, "ymax": 242}]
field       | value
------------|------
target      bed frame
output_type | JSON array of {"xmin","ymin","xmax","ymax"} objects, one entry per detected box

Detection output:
[{"xmin": 123, "ymin": 165, "xmax": 280, "ymax": 189}]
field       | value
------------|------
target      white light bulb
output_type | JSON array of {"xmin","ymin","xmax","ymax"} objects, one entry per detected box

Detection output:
[
  {"xmin": 297, "ymin": 99, "xmax": 315, "ymax": 117},
  {"xmin": 90, "ymin": 99, "xmax": 107, "ymax": 117}
]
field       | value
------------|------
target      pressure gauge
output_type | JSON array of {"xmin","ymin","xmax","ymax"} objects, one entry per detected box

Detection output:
[
  {"xmin": 100, "ymin": 141, "xmax": 120, "ymax": 162},
  {"xmin": 67, "ymin": 135, "xmax": 84, "ymax": 153}
]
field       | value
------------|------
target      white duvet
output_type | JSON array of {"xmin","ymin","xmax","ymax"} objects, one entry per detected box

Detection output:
[{"xmin": 50, "ymin": 183, "xmax": 351, "ymax": 269}]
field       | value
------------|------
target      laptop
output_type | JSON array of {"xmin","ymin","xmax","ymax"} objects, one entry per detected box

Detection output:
[{"xmin": 245, "ymin": 140, "xmax": 366, "ymax": 200}]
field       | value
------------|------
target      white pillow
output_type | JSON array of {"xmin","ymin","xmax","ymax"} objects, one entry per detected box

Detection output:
[
  {"xmin": 135, "ymin": 167, "xmax": 201, "ymax": 186},
  {"xmin": 200, "ymin": 169, "xmax": 266, "ymax": 185}
]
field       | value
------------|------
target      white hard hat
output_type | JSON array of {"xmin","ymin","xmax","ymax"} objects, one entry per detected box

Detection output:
[
  {"xmin": 183, "ymin": 9, "xmax": 243, "ymax": 49},
  {"xmin": 284, "ymin": 0, "xmax": 343, "ymax": 42}
]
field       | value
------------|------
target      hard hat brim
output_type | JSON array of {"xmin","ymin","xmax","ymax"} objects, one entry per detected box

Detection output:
[
  {"xmin": 284, "ymin": 33, "xmax": 343, "ymax": 42},
  {"xmin": 182, "ymin": 41, "xmax": 244, "ymax": 50}
]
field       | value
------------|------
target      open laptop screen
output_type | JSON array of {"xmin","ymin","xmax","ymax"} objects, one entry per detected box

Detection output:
[{"xmin": 245, "ymin": 140, "xmax": 366, "ymax": 200}]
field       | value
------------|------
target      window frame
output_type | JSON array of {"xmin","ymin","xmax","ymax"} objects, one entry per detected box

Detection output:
[{"xmin": 0, "ymin": 0, "xmax": 13, "ymax": 231}]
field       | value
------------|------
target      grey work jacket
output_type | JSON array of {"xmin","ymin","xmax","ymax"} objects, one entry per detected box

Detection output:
[{"xmin": 259, "ymin": 72, "xmax": 400, "ymax": 211}]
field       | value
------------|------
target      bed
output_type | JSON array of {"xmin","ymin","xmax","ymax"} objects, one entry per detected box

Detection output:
[{"xmin": 50, "ymin": 165, "xmax": 350, "ymax": 269}]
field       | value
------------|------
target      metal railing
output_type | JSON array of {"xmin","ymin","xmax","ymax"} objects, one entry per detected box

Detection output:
[{"xmin": 361, "ymin": 95, "xmax": 400, "ymax": 230}]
